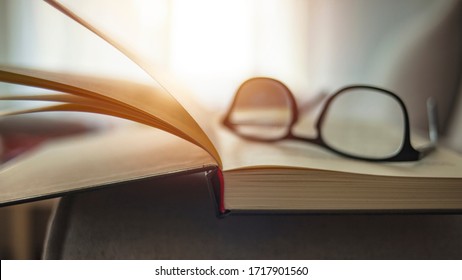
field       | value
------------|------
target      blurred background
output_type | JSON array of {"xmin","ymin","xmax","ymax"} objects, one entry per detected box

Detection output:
[{"xmin": 0, "ymin": 0, "xmax": 461, "ymax": 259}]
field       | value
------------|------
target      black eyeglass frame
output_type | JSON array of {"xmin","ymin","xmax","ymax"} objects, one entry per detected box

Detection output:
[{"xmin": 223, "ymin": 77, "xmax": 436, "ymax": 162}]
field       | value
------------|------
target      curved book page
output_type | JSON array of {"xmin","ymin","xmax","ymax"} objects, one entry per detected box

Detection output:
[{"xmin": 0, "ymin": 66, "xmax": 221, "ymax": 166}]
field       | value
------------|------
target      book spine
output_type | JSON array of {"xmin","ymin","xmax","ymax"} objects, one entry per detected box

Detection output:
[
  {"xmin": 205, "ymin": 167, "xmax": 229, "ymax": 216},
  {"xmin": 217, "ymin": 168, "xmax": 225, "ymax": 214}
]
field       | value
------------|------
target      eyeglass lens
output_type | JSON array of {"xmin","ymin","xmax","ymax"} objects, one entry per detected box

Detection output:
[
  {"xmin": 321, "ymin": 88, "xmax": 405, "ymax": 159},
  {"xmin": 227, "ymin": 78, "xmax": 294, "ymax": 140}
]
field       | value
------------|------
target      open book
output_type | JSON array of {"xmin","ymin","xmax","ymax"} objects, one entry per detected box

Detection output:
[{"xmin": 1, "ymin": 0, "xmax": 462, "ymax": 213}]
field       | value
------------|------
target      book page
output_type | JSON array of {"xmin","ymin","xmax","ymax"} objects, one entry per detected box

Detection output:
[
  {"xmin": 0, "ymin": 66, "xmax": 221, "ymax": 166},
  {"xmin": 0, "ymin": 93, "xmax": 182, "ymax": 132},
  {"xmin": 0, "ymin": 125, "xmax": 217, "ymax": 205},
  {"xmin": 214, "ymin": 117, "xmax": 462, "ymax": 178}
]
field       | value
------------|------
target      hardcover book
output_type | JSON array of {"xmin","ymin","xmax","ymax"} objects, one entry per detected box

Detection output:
[{"xmin": 1, "ymin": 0, "xmax": 461, "ymax": 214}]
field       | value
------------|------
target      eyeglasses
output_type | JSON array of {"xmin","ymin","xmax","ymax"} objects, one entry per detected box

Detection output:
[{"xmin": 222, "ymin": 77, "xmax": 438, "ymax": 162}]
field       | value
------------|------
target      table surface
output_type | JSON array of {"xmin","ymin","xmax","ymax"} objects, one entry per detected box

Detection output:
[{"xmin": 43, "ymin": 172, "xmax": 462, "ymax": 259}]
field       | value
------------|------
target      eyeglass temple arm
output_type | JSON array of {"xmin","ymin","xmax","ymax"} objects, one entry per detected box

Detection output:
[{"xmin": 417, "ymin": 97, "xmax": 439, "ymax": 159}]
